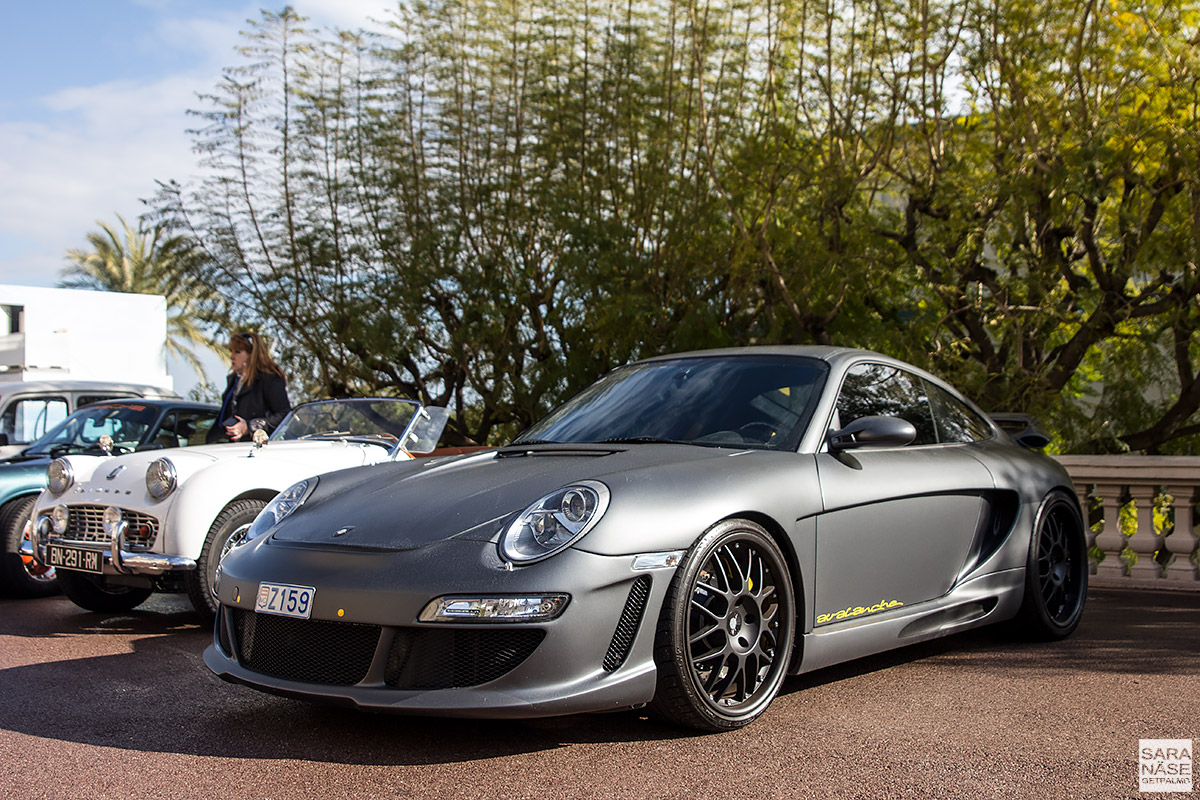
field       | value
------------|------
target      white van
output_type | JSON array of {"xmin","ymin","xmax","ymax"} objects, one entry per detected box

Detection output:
[{"xmin": 0, "ymin": 380, "xmax": 179, "ymax": 459}]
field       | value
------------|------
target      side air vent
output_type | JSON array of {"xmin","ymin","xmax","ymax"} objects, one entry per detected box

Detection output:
[{"xmin": 603, "ymin": 576, "xmax": 652, "ymax": 672}]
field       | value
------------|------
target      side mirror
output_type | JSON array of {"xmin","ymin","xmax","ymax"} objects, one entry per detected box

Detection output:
[{"xmin": 828, "ymin": 415, "xmax": 917, "ymax": 452}]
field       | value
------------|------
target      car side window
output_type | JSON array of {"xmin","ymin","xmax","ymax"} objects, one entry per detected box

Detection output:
[
  {"xmin": 176, "ymin": 411, "xmax": 217, "ymax": 446},
  {"xmin": 1, "ymin": 397, "xmax": 68, "ymax": 444},
  {"xmin": 924, "ymin": 381, "xmax": 993, "ymax": 443},
  {"xmin": 835, "ymin": 363, "xmax": 937, "ymax": 445}
]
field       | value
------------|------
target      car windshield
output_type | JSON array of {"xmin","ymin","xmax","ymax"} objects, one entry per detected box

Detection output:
[
  {"xmin": 273, "ymin": 398, "xmax": 421, "ymax": 443},
  {"xmin": 514, "ymin": 355, "xmax": 829, "ymax": 450},
  {"xmin": 25, "ymin": 403, "xmax": 160, "ymax": 456}
]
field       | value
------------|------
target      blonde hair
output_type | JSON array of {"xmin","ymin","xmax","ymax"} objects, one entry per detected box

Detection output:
[{"xmin": 228, "ymin": 331, "xmax": 286, "ymax": 387}]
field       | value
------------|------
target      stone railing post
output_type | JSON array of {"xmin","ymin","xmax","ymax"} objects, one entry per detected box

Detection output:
[
  {"xmin": 1126, "ymin": 484, "xmax": 1162, "ymax": 580},
  {"xmin": 1072, "ymin": 485, "xmax": 1094, "ymax": 573},
  {"xmin": 1092, "ymin": 484, "xmax": 1127, "ymax": 579},
  {"xmin": 1054, "ymin": 455, "xmax": 1200, "ymax": 589},
  {"xmin": 1166, "ymin": 487, "xmax": 1199, "ymax": 583}
]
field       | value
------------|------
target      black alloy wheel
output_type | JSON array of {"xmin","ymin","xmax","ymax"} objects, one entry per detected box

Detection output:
[
  {"xmin": 1016, "ymin": 491, "xmax": 1087, "ymax": 640},
  {"xmin": 650, "ymin": 518, "xmax": 795, "ymax": 732}
]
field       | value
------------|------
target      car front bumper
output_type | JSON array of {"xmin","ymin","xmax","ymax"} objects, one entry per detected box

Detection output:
[
  {"xmin": 203, "ymin": 537, "xmax": 681, "ymax": 718},
  {"xmin": 25, "ymin": 516, "xmax": 196, "ymax": 576}
]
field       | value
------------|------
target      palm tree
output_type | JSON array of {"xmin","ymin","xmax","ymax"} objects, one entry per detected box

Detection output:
[{"xmin": 61, "ymin": 214, "xmax": 223, "ymax": 383}]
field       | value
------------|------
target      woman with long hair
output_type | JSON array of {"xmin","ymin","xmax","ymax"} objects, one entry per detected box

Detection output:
[{"xmin": 207, "ymin": 331, "xmax": 291, "ymax": 443}]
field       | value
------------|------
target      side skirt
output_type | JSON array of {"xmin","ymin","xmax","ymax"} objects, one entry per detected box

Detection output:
[{"xmin": 791, "ymin": 569, "xmax": 1024, "ymax": 675}]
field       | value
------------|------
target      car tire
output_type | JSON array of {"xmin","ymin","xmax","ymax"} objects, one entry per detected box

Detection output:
[
  {"xmin": 649, "ymin": 518, "xmax": 796, "ymax": 732},
  {"xmin": 56, "ymin": 570, "xmax": 152, "ymax": 613},
  {"xmin": 0, "ymin": 495, "xmax": 58, "ymax": 598},
  {"xmin": 186, "ymin": 498, "xmax": 266, "ymax": 619},
  {"xmin": 1014, "ymin": 490, "xmax": 1088, "ymax": 640}
]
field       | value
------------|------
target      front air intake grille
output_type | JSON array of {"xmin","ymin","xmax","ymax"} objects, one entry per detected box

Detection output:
[
  {"xmin": 385, "ymin": 628, "xmax": 545, "ymax": 689},
  {"xmin": 603, "ymin": 576, "xmax": 651, "ymax": 672},
  {"xmin": 233, "ymin": 610, "xmax": 381, "ymax": 686},
  {"xmin": 63, "ymin": 505, "xmax": 158, "ymax": 549}
]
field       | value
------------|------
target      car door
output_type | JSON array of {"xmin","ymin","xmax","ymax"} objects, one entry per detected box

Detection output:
[{"xmin": 812, "ymin": 362, "xmax": 994, "ymax": 625}]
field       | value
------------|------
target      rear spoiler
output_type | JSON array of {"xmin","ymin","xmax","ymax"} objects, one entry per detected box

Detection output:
[{"xmin": 989, "ymin": 413, "xmax": 1051, "ymax": 450}]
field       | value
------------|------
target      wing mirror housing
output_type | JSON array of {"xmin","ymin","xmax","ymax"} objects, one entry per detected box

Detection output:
[{"xmin": 828, "ymin": 415, "xmax": 917, "ymax": 452}]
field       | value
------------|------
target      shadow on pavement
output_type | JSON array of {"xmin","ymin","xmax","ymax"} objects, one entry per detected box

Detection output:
[{"xmin": 0, "ymin": 587, "xmax": 1195, "ymax": 766}]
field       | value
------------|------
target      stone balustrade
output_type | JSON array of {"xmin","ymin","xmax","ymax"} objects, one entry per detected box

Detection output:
[{"xmin": 1053, "ymin": 455, "xmax": 1200, "ymax": 590}]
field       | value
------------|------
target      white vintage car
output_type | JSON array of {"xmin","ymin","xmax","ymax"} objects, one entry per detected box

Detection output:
[{"xmin": 24, "ymin": 397, "xmax": 448, "ymax": 617}]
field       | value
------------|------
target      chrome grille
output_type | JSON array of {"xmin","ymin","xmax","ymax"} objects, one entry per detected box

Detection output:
[{"xmin": 63, "ymin": 505, "xmax": 159, "ymax": 549}]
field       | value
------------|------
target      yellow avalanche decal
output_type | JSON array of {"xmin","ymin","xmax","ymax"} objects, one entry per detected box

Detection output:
[{"xmin": 816, "ymin": 599, "xmax": 903, "ymax": 626}]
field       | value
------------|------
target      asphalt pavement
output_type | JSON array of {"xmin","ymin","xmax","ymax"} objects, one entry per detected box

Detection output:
[{"xmin": 1, "ymin": 587, "xmax": 1196, "ymax": 799}]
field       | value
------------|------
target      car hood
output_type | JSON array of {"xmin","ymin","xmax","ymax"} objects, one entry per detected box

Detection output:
[
  {"xmin": 56, "ymin": 441, "xmax": 395, "ymax": 497},
  {"xmin": 267, "ymin": 443, "xmax": 818, "ymax": 555}
]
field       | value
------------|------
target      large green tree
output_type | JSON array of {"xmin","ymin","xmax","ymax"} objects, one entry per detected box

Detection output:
[{"xmin": 156, "ymin": 1, "xmax": 1200, "ymax": 451}]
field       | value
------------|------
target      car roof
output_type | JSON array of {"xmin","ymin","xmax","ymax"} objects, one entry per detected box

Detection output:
[
  {"xmin": 0, "ymin": 379, "xmax": 179, "ymax": 397},
  {"xmin": 78, "ymin": 398, "xmax": 219, "ymax": 412},
  {"xmin": 637, "ymin": 344, "xmax": 874, "ymax": 366}
]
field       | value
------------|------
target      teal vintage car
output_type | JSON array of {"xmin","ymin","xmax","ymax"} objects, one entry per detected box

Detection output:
[{"xmin": 0, "ymin": 398, "xmax": 217, "ymax": 598}]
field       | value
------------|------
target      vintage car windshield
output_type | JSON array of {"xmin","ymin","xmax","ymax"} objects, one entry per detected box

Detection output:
[
  {"xmin": 272, "ymin": 398, "xmax": 421, "ymax": 443},
  {"xmin": 514, "ymin": 355, "xmax": 829, "ymax": 451},
  {"xmin": 25, "ymin": 403, "xmax": 160, "ymax": 457}
]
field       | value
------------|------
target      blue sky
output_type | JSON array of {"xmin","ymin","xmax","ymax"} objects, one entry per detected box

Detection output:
[{"xmin": 0, "ymin": 0, "xmax": 394, "ymax": 392}]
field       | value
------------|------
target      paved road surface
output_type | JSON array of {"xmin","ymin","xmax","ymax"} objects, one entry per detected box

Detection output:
[{"xmin": 1, "ymin": 587, "xmax": 1196, "ymax": 799}]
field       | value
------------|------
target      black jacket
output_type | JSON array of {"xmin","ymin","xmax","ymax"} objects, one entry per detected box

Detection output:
[{"xmin": 207, "ymin": 371, "xmax": 291, "ymax": 443}]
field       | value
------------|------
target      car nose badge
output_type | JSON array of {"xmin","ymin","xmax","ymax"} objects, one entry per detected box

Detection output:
[
  {"xmin": 106, "ymin": 465, "xmax": 126, "ymax": 480},
  {"xmin": 333, "ymin": 526, "xmax": 355, "ymax": 538}
]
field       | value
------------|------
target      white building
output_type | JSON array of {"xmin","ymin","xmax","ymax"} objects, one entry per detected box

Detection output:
[{"xmin": 0, "ymin": 284, "xmax": 173, "ymax": 390}]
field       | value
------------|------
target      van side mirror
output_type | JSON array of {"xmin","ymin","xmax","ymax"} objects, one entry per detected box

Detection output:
[{"xmin": 828, "ymin": 416, "xmax": 917, "ymax": 452}]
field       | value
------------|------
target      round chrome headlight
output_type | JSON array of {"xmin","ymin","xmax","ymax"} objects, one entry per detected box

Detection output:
[
  {"xmin": 146, "ymin": 458, "xmax": 177, "ymax": 500},
  {"xmin": 47, "ymin": 458, "xmax": 74, "ymax": 495},
  {"xmin": 51, "ymin": 505, "xmax": 69, "ymax": 535},
  {"xmin": 103, "ymin": 506, "xmax": 123, "ymax": 537},
  {"xmin": 499, "ymin": 482, "xmax": 610, "ymax": 563}
]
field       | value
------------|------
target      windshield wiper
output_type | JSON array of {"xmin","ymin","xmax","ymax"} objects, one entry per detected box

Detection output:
[
  {"xmin": 594, "ymin": 436, "xmax": 679, "ymax": 445},
  {"xmin": 506, "ymin": 438, "xmax": 559, "ymax": 447}
]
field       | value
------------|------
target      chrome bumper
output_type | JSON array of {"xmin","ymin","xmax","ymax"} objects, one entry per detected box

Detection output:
[{"xmin": 25, "ymin": 517, "xmax": 195, "ymax": 575}]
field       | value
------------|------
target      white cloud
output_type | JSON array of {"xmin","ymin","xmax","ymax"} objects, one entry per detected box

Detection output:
[
  {"xmin": 0, "ymin": 74, "xmax": 211, "ymax": 285},
  {"xmin": 0, "ymin": 1, "xmax": 397, "ymax": 290}
]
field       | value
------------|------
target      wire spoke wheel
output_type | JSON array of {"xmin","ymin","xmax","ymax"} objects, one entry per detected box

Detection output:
[{"xmin": 651, "ymin": 519, "xmax": 795, "ymax": 731}]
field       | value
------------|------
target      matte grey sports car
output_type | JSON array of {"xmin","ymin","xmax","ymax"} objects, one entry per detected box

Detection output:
[{"xmin": 204, "ymin": 347, "xmax": 1086, "ymax": 731}]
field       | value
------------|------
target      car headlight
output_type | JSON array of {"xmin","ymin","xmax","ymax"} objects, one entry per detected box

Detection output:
[
  {"xmin": 146, "ymin": 458, "xmax": 177, "ymax": 500},
  {"xmin": 103, "ymin": 506, "xmax": 124, "ymax": 537},
  {"xmin": 51, "ymin": 505, "xmax": 69, "ymax": 535},
  {"xmin": 499, "ymin": 482, "xmax": 610, "ymax": 563},
  {"xmin": 240, "ymin": 477, "xmax": 319, "ymax": 547},
  {"xmin": 47, "ymin": 459, "xmax": 74, "ymax": 495}
]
